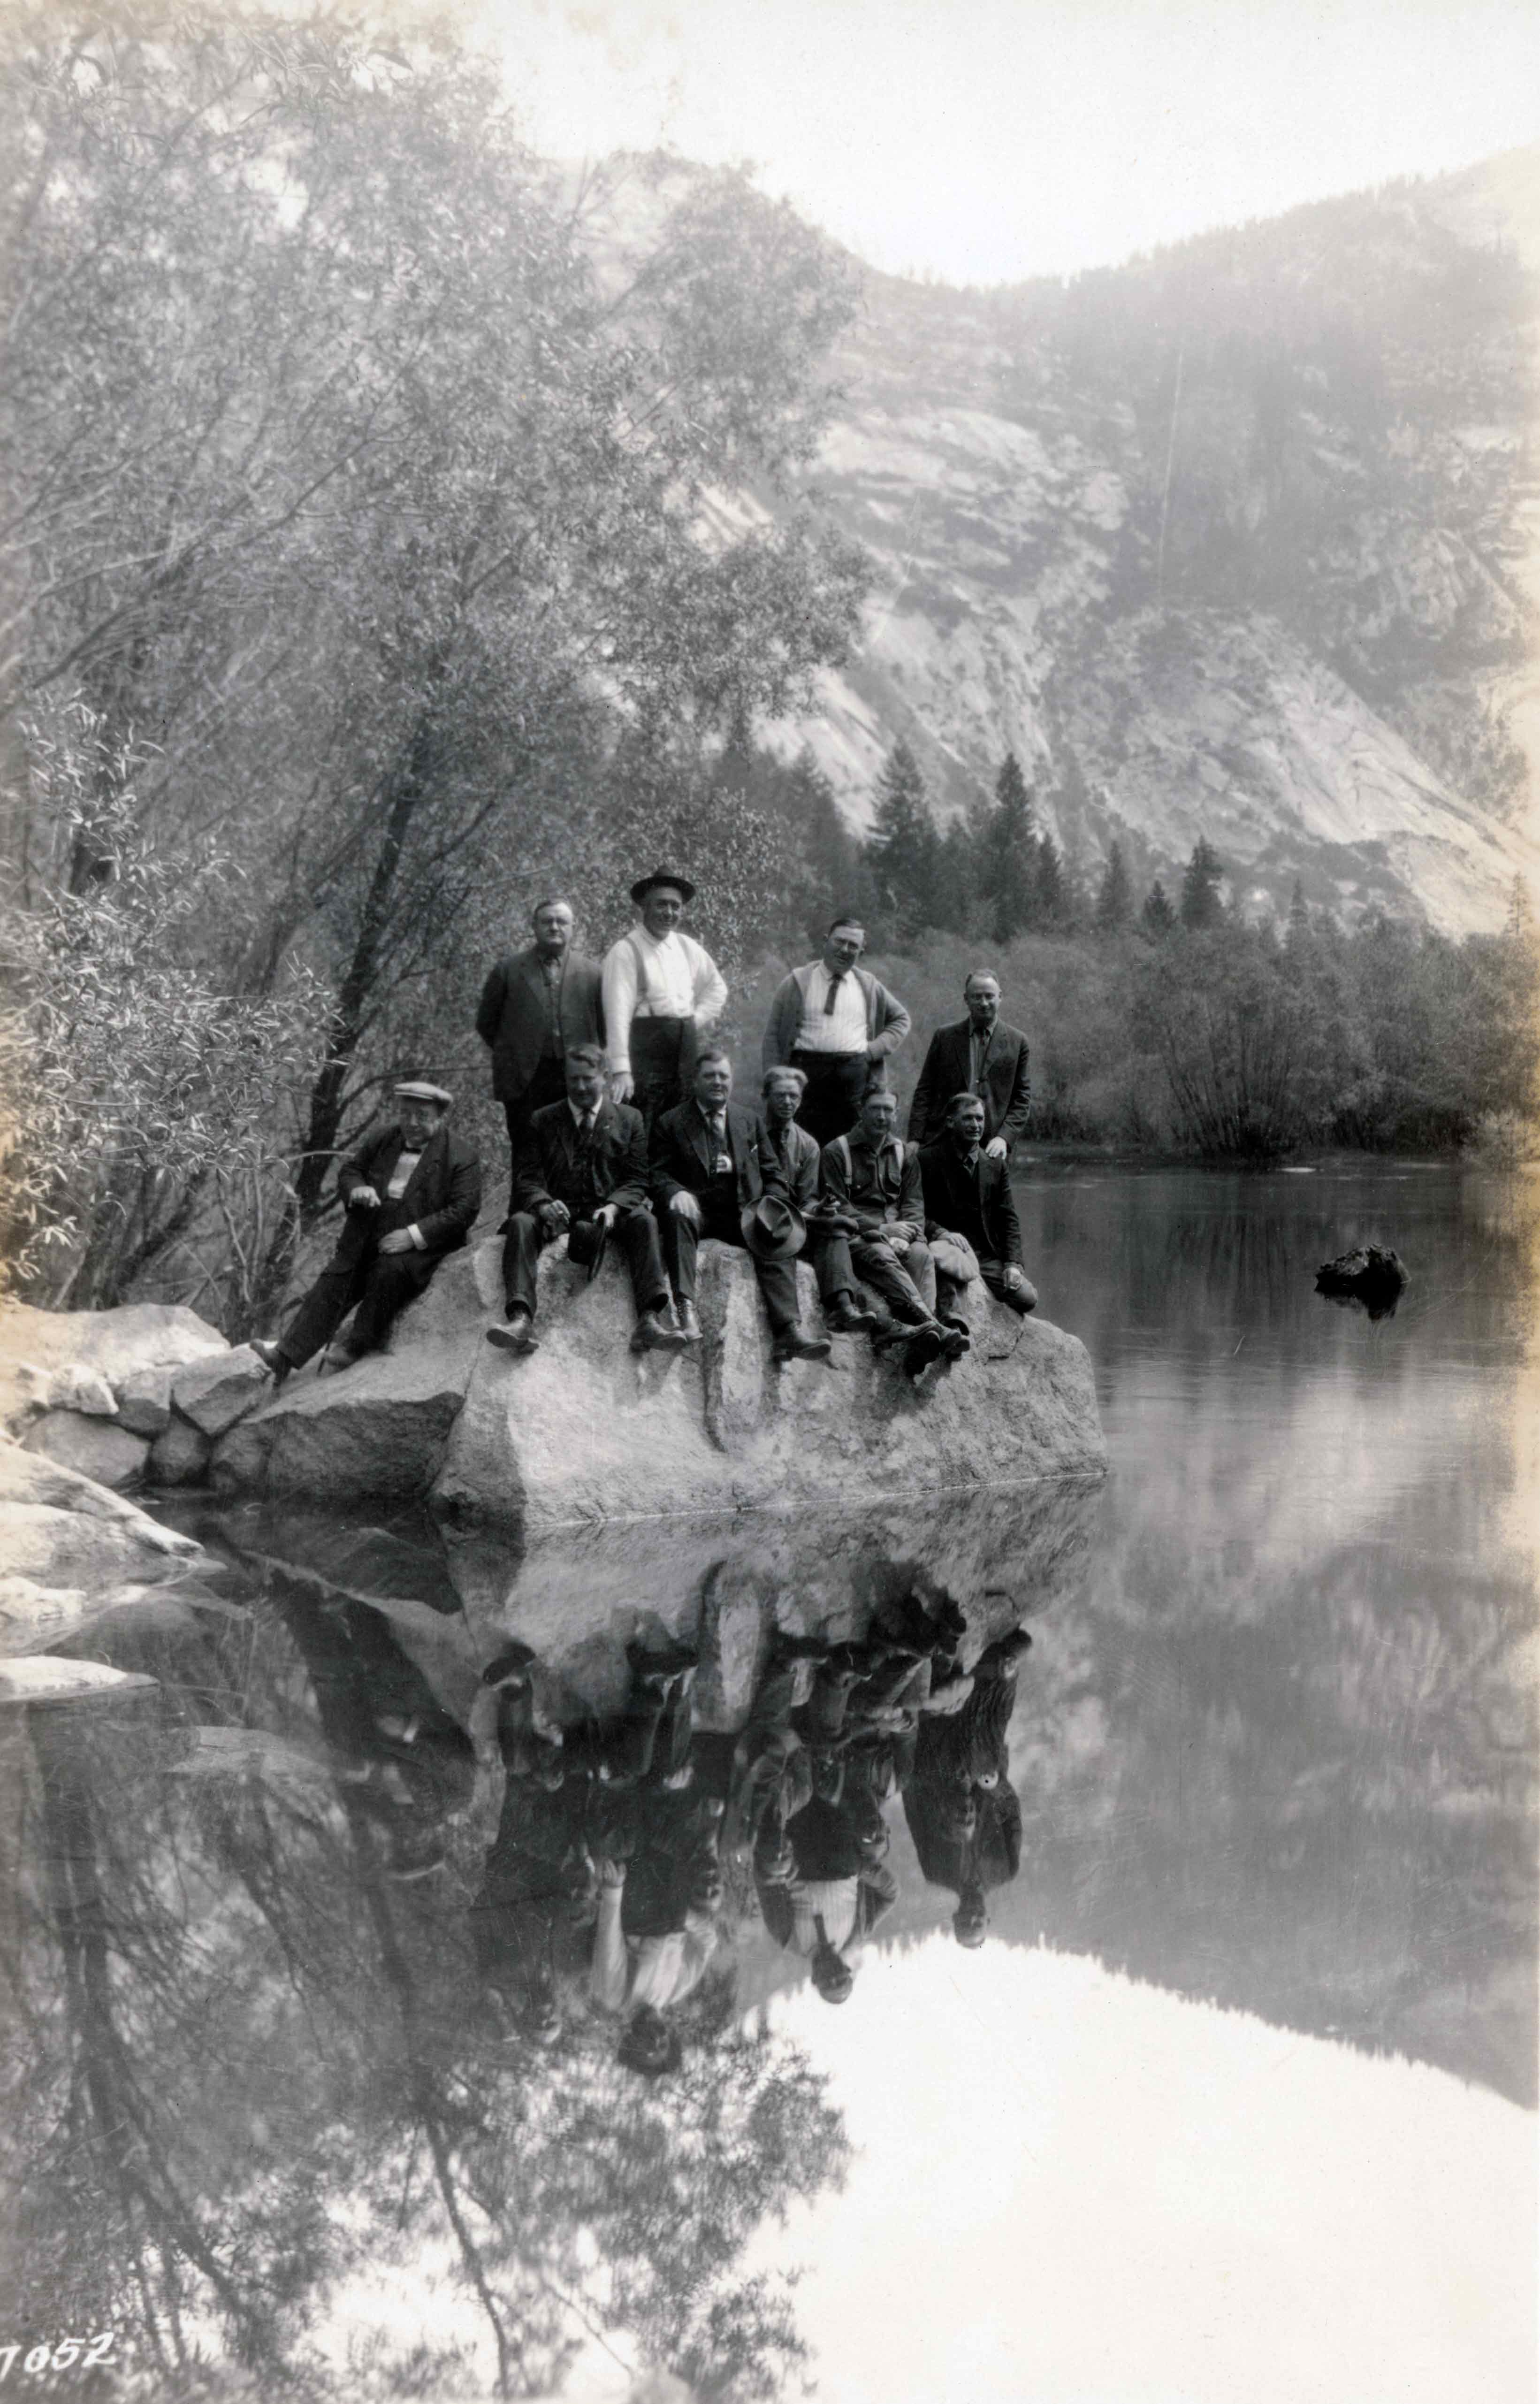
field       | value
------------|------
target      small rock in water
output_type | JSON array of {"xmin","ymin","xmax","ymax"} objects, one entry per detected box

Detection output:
[{"xmin": 1314, "ymin": 1245, "xmax": 1410, "ymax": 1322}]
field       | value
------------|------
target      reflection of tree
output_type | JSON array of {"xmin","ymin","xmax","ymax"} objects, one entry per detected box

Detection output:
[{"xmin": 0, "ymin": 1592, "xmax": 849, "ymax": 2398}]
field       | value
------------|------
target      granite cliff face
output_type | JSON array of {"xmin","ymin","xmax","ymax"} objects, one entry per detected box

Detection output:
[{"xmin": 746, "ymin": 148, "xmax": 1540, "ymax": 932}]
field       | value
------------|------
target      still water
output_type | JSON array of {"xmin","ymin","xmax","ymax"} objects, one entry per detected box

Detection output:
[{"xmin": 1, "ymin": 1163, "xmax": 1535, "ymax": 2402}]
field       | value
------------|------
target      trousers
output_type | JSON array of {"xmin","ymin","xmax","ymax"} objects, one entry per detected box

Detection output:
[
  {"xmin": 849, "ymin": 1232, "xmax": 937, "ymax": 1324},
  {"xmin": 502, "ymin": 1059, "xmax": 568, "ymax": 1209},
  {"xmin": 934, "ymin": 1258, "xmax": 1038, "ymax": 1320},
  {"xmin": 629, "ymin": 1017, "xmax": 697, "ymax": 1140},
  {"xmin": 502, "ymin": 1205, "xmax": 670, "ymax": 1319},
  {"xmin": 281, "ymin": 1210, "xmax": 441, "ymax": 1367},
  {"xmin": 789, "ymin": 1048, "xmax": 869, "ymax": 1148},
  {"xmin": 662, "ymin": 1190, "xmax": 799, "ymax": 1334}
]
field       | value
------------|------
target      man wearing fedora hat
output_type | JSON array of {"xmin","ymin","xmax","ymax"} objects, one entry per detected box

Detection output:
[
  {"xmin": 487, "ymin": 1045, "xmax": 689, "ymax": 1357},
  {"xmin": 252, "ymin": 1080, "xmax": 481, "ymax": 1380},
  {"xmin": 650, "ymin": 1050, "xmax": 831, "ymax": 1362},
  {"xmin": 602, "ymin": 871, "xmax": 728, "ymax": 1137}
]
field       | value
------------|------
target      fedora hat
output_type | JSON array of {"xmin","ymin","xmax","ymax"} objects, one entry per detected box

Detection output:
[
  {"xmin": 565, "ymin": 1216, "xmax": 610, "ymax": 1282},
  {"xmin": 741, "ymin": 1193, "xmax": 807, "ymax": 1263},
  {"xmin": 630, "ymin": 868, "xmax": 697, "ymax": 906}
]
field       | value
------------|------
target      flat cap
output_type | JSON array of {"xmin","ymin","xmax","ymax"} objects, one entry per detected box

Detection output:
[{"xmin": 394, "ymin": 1080, "xmax": 452, "ymax": 1106}]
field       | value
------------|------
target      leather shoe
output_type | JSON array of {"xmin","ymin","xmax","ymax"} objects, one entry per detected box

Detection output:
[
  {"xmin": 633, "ymin": 1308, "xmax": 690, "ymax": 1353},
  {"xmin": 487, "ymin": 1311, "xmax": 538, "ymax": 1354},
  {"xmin": 904, "ymin": 1324, "xmax": 946, "ymax": 1377},
  {"xmin": 676, "ymin": 1302, "xmax": 703, "ymax": 1344},
  {"xmin": 824, "ymin": 1302, "xmax": 878, "ymax": 1334},
  {"xmin": 938, "ymin": 1324, "xmax": 970, "ymax": 1361},
  {"xmin": 250, "ymin": 1338, "xmax": 290, "ymax": 1383},
  {"xmin": 772, "ymin": 1328, "xmax": 832, "ymax": 1363}
]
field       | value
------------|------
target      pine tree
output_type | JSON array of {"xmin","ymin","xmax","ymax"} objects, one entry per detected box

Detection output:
[
  {"xmin": 1179, "ymin": 837, "xmax": 1226, "ymax": 930},
  {"xmin": 868, "ymin": 740, "xmax": 937, "ymax": 944},
  {"xmin": 1033, "ymin": 832, "xmax": 1067, "ymax": 929},
  {"xmin": 1094, "ymin": 841, "xmax": 1132, "ymax": 934},
  {"xmin": 980, "ymin": 752, "xmax": 1036, "ymax": 942},
  {"xmin": 1142, "ymin": 879, "xmax": 1176, "ymax": 937}
]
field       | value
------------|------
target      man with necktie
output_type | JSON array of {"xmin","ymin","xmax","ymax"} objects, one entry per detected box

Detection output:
[
  {"xmin": 252, "ymin": 1080, "xmax": 481, "ymax": 1379},
  {"xmin": 758, "ymin": 1066, "xmax": 880, "ymax": 1336},
  {"xmin": 602, "ymin": 870, "xmax": 728, "ymax": 1137},
  {"xmin": 907, "ymin": 970, "xmax": 1032, "ymax": 1156},
  {"xmin": 649, "ymin": 1049, "xmax": 831, "ymax": 1361},
  {"xmin": 919, "ymin": 1092, "xmax": 1039, "ymax": 1328},
  {"xmin": 475, "ymin": 898, "xmax": 606, "ymax": 1209},
  {"xmin": 760, "ymin": 915, "xmax": 912, "ymax": 1149},
  {"xmin": 488, "ymin": 1045, "xmax": 688, "ymax": 1356}
]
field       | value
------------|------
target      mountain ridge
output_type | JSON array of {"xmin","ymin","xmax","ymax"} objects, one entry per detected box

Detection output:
[{"xmin": 759, "ymin": 147, "xmax": 1540, "ymax": 933}]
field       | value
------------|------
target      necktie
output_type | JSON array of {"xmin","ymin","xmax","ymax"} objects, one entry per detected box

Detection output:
[
  {"xmin": 823, "ymin": 969, "xmax": 845, "ymax": 1015},
  {"xmin": 576, "ymin": 1110, "xmax": 596, "ymax": 1152}
]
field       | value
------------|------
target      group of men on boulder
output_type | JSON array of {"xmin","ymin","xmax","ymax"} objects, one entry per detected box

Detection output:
[{"xmin": 253, "ymin": 868, "xmax": 1038, "ymax": 1385}]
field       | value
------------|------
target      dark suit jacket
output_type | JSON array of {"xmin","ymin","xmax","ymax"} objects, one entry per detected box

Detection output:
[
  {"xmin": 336, "ymin": 1123, "xmax": 482, "ymax": 1258},
  {"xmin": 514, "ymin": 1099, "xmax": 650, "ymax": 1218},
  {"xmin": 907, "ymin": 1018, "xmax": 1031, "ymax": 1152},
  {"xmin": 918, "ymin": 1140, "xmax": 1023, "ymax": 1267},
  {"xmin": 759, "ymin": 1118, "xmax": 821, "ymax": 1215},
  {"xmin": 650, "ymin": 1099, "xmax": 785, "ymax": 1213},
  {"xmin": 475, "ymin": 948, "xmax": 605, "ymax": 1103}
]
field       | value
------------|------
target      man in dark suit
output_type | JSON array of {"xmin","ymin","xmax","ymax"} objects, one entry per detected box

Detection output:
[
  {"xmin": 487, "ymin": 1045, "xmax": 687, "ymax": 1356},
  {"xmin": 253, "ymin": 1080, "xmax": 481, "ymax": 1379},
  {"xmin": 919, "ymin": 1093, "xmax": 1039, "ymax": 1331},
  {"xmin": 650, "ymin": 1049, "xmax": 831, "ymax": 1362},
  {"xmin": 907, "ymin": 971, "xmax": 1031, "ymax": 1156},
  {"xmin": 759, "ymin": 1066, "xmax": 879, "ymax": 1335},
  {"xmin": 475, "ymin": 898, "xmax": 605, "ymax": 1204}
]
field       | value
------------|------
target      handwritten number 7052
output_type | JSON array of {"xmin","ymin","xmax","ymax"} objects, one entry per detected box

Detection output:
[{"xmin": 0, "ymin": 2337, "xmax": 116, "ymax": 2377}]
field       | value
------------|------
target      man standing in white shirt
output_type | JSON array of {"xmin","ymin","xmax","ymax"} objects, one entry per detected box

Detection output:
[
  {"xmin": 760, "ymin": 915, "xmax": 911, "ymax": 1149},
  {"xmin": 602, "ymin": 869, "xmax": 728, "ymax": 1136}
]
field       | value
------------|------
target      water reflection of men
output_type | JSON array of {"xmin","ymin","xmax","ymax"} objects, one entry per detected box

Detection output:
[
  {"xmin": 276, "ymin": 1591, "xmax": 474, "ymax": 1880},
  {"xmin": 470, "ymin": 1644, "xmax": 595, "ymax": 2045},
  {"xmin": 588, "ymin": 1636, "xmax": 723, "ymax": 2077},
  {"xmin": 904, "ymin": 1625, "xmax": 1032, "ymax": 1946},
  {"xmin": 732, "ymin": 1631, "xmax": 930, "ymax": 2002}
]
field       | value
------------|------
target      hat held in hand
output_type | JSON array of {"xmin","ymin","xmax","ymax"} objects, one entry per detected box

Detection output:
[{"xmin": 740, "ymin": 1194, "xmax": 807, "ymax": 1262}]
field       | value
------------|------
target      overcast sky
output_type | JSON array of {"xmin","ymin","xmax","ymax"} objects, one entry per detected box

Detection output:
[{"xmin": 478, "ymin": 0, "xmax": 1540, "ymax": 283}]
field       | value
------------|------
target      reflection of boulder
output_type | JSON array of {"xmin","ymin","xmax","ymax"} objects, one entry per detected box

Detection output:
[
  {"xmin": 442, "ymin": 1480, "xmax": 1104, "ymax": 1729},
  {"xmin": 1315, "ymin": 1245, "xmax": 1409, "ymax": 1320},
  {"xmin": 0, "ymin": 1440, "xmax": 207, "ymax": 1655},
  {"xmin": 208, "ymin": 1234, "xmax": 1106, "ymax": 1528}
]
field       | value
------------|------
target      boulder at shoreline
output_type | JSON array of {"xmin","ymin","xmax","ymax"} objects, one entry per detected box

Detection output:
[{"xmin": 209, "ymin": 1233, "xmax": 1107, "ymax": 1530}]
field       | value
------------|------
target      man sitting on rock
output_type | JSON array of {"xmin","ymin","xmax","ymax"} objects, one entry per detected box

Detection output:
[
  {"xmin": 758, "ymin": 1066, "xmax": 880, "ymax": 1338},
  {"xmin": 819, "ymin": 1088, "xmax": 964, "ymax": 1378},
  {"xmin": 918, "ymin": 1093, "xmax": 1038, "ymax": 1337},
  {"xmin": 487, "ymin": 1044, "xmax": 688, "ymax": 1358},
  {"xmin": 650, "ymin": 1049, "xmax": 831, "ymax": 1363},
  {"xmin": 253, "ymin": 1080, "xmax": 480, "ymax": 1383}
]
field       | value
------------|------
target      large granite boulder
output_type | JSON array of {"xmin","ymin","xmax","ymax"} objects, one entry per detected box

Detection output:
[
  {"xmin": 0, "ymin": 1300, "xmax": 228, "ymax": 1432},
  {"xmin": 207, "ymin": 1233, "xmax": 1105, "ymax": 1531},
  {"xmin": 0, "ymin": 1439, "xmax": 207, "ymax": 1653},
  {"xmin": 117, "ymin": 1364, "xmax": 175, "ymax": 1437},
  {"xmin": 21, "ymin": 1410, "xmax": 151, "ymax": 1491}
]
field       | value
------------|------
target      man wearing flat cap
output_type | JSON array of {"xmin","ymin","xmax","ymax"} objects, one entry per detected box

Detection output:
[
  {"xmin": 252, "ymin": 1080, "xmax": 481, "ymax": 1380},
  {"xmin": 602, "ymin": 871, "xmax": 727, "ymax": 1137}
]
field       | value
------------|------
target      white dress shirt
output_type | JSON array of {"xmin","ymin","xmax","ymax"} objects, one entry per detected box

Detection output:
[
  {"xmin": 385, "ymin": 1148, "xmax": 427, "ymax": 1248},
  {"xmin": 602, "ymin": 925, "xmax": 727, "ymax": 1076},
  {"xmin": 793, "ymin": 961, "xmax": 869, "ymax": 1055}
]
